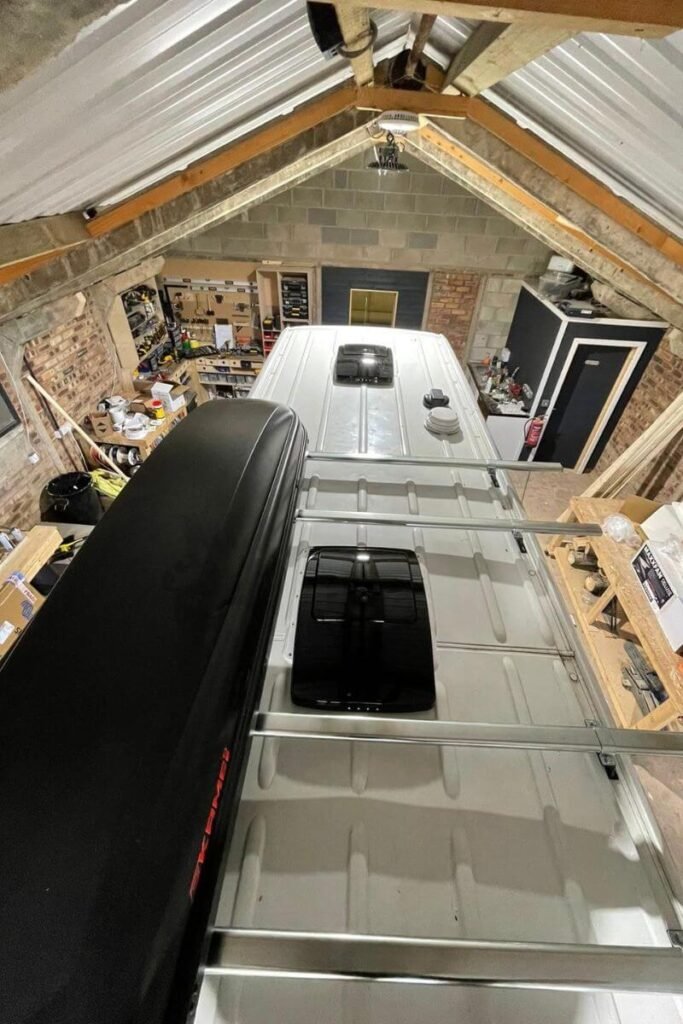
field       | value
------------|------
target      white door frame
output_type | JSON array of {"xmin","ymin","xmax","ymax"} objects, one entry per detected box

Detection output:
[{"xmin": 532, "ymin": 337, "xmax": 647, "ymax": 471}]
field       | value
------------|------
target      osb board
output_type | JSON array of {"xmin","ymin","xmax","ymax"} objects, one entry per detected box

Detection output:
[
  {"xmin": 570, "ymin": 496, "xmax": 683, "ymax": 709},
  {"xmin": 0, "ymin": 526, "xmax": 62, "ymax": 584},
  {"xmin": 90, "ymin": 406, "xmax": 187, "ymax": 456},
  {"xmin": 555, "ymin": 547, "xmax": 643, "ymax": 728},
  {"xmin": 162, "ymin": 258, "xmax": 257, "ymax": 282}
]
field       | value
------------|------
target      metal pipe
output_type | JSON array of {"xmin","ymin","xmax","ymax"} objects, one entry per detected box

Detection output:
[
  {"xmin": 207, "ymin": 929, "xmax": 683, "ymax": 994},
  {"xmin": 252, "ymin": 713, "xmax": 683, "ymax": 758},
  {"xmin": 295, "ymin": 509, "xmax": 602, "ymax": 536},
  {"xmin": 306, "ymin": 451, "xmax": 563, "ymax": 472}
]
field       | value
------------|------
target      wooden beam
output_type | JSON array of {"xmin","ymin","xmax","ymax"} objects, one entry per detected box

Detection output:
[
  {"xmin": 355, "ymin": 86, "xmax": 470, "ymax": 118},
  {"xmin": 444, "ymin": 115, "xmax": 683, "ymax": 301},
  {"xmin": 333, "ymin": 4, "xmax": 375, "ymax": 86},
  {"xmin": 0, "ymin": 213, "xmax": 89, "ymax": 269},
  {"xmin": 467, "ymin": 99, "xmax": 683, "ymax": 267},
  {"xmin": 442, "ymin": 21, "xmax": 571, "ymax": 94},
  {"xmin": 0, "ymin": 110, "xmax": 374, "ymax": 323},
  {"xmin": 0, "ymin": 250, "xmax": 69, "ymax": 286},
  {"xmin": 87, "ymin": 86, "xmax": 357, "ymax": 238},
  {"xmin": 355, "ymin": 84, "xmax": 683, "ymax": 272},
  {"xmin": 329, "ymin": 0, "xmax": 682, "ymax": 37},
  {"xmin": 415, "ymin": 123, "xmax": 683, "ymax": 326},
  {"xmin": 406, "ymin": 14, "xmax": 437, "ymax": 78}
]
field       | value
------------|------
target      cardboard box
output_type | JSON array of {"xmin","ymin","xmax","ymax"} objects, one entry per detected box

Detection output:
[
  {"xmin": 0, "ymin": 572, "xmax": 44, "ymax": 658},
  {"xmin": 88, "ymin": 411, "xmax": 114, "ymax": 438},
  {"xmin": 632, "ymin": 541, "xmax": 683, "ymax": 653},
  {"xmin": 151, "ymin": 381, "xmax": 188, "ymax": 413},
  {"xmin": 620, "ymin": 496, "xmax": 662, "ymax": 525},
  {"xmin": 642, "ymin": 503, "xmax": 683, "ymax": 544}
]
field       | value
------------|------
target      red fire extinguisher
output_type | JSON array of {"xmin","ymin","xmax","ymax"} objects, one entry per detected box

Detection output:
[{"xmin": 524, "ymin": 416, "xmax": 545, "ymax": 448}]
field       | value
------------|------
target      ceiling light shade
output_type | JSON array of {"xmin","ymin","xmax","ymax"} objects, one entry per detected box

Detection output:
[
  {"xmin": 374, "ymin": 111, "xmax": 421, "ymax": 135},
  {"xmin": 368, "ymin": 132, "xmax": 409, "ymax": 174}
]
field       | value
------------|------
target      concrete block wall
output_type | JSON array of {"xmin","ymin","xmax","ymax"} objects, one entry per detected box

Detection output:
[
  {"xmin": 0, "ymin": 305, "xmax": 120, "ymax": 529},
  {"xmin": 596, "ymin": 339, "xmax": 683, "ymax": 501},
  {"xmin": 170, "ymin": 152, "xmax": 550, "ymax": 276},
  {"xmin": 470, "ymin": 276, "xmax": 525, "ymax": 360}
]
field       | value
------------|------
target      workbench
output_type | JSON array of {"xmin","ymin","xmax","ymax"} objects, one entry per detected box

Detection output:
[
  {"xmin": 0, "ymin": 525, "xmax": 62, "ymax": 584},
  {"xmin": 552, "ymin": 496, "xmax": 683, "ymax": 731},
  {"xmin": 87, "ymin": 404, "xmax": 187, "ymax": 459}
]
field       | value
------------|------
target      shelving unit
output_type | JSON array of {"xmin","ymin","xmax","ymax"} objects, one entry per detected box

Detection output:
[
  {"xmin": 122, "ymin": 281, "xmax": 173, "ymax": 368},
  {"xmin": 194, "ymin": 353, "xmax": 264, "ymax": 401},
  {"xmin": 256, "ymin": 266, "xmax": 314, "ymax": 356},
  {"xmin": 163, "ymin": 272, "xmax": 260, "ymax": 351},
  {"xmin": 108, "ymin": 277, "xmax": 175, "ymax": 381}
]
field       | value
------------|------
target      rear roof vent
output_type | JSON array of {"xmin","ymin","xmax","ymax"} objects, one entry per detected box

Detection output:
[{"xmin": 291, "ymin": 547, "xmax": 435, "ymax": 713}]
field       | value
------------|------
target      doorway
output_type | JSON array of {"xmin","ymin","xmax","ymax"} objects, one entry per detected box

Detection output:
[
  {"xmin": 349, "ymin": 288, "xmax": 398, "ymax": 327},
  {"xmin": 535, "ymin": 340, "xmax": 644, "ymax": 469}
]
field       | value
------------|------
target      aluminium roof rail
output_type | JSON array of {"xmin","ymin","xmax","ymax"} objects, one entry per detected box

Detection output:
[
  {"xmin": 306, "ymin": 452, "xmax": 564, "ymax": 472},
  {"xmin": 252, "ymin": 713, "xmax": 683, "ymax": 758},
  {"xmin": 206, "ymin": 929, "xmax": 683, "ymax": 994},
  {"xmin": 296, "ymin": 509, "xmax": 601, "ymax": 536}
]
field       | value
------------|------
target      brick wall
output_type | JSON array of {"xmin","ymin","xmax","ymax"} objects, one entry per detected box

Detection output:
[
  {"xmin": 425, "ymin": 272, "xmax": 481, "ymax": 360},
  {"xmin": 170, "ymin": 152, "xmax": 550, "ymax": 275},
  {"xmin": 0, "ymin": 304, "xmax": 120, "ymax": 529},
  {"xmin": 596, "ymin": 339, "xmax": 683, "ymax": 501}
]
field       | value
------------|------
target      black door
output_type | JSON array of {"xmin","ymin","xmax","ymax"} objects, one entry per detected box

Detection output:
[{"xmin": 536, "ymin": 344, "xmax": 629, "ymax": 467}]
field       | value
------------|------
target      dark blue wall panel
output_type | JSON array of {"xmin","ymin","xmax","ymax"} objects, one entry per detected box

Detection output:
[{"xmin": 321, "ymin": 266, "xmax": 429, "ymax": 329}]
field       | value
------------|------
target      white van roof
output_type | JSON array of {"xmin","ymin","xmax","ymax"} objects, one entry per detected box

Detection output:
[{"xmin": 196, "ymin": 325, "xmax": 682, "ymax": 1024}]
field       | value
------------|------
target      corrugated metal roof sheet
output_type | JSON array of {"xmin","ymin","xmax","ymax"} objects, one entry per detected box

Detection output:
[
  {"xmin": 488, "ymin": 32, "xmax": 683, "ymax": 239},
  {"xmin": 0, "ymin": 0, "xmax": 410, "ymax": 222},
  {"xmin": 426, "ymin": 22, "xmax": 683, "ymax": 239},
  {"xmin": 1, "ymin": 2, "xmax": 682, "ymax": 240}
]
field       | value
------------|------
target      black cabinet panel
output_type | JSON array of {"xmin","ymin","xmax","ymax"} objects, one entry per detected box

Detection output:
[{"xmin": 505, "ymin": 287, "xmax": 559, "ymax": 404}]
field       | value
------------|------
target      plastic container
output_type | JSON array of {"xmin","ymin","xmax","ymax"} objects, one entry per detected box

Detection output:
[
  {"xmin": 538, "ymin": 270, "xmax": 581, "ymax": 302},
  {"xmin": 40, "ymin": 472, "xmax": 104, "ymax": 525}
]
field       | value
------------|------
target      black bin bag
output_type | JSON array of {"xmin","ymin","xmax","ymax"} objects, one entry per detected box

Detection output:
[{"xmin": 0, "ymin": 400, "xmax": 306, "ymax": 1024}]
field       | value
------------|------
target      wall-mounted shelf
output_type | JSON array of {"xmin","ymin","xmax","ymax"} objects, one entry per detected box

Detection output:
[
  {"xmin": 108, "ymin": 278, "xmax": 173, "ymax": 381},
  {"xmin": 163, "ymin": 272, "xmax": 261, "ymax": 352},
  {"xmin": 256, "ymin": 266, "xmax": 314, "ymax": 356}
]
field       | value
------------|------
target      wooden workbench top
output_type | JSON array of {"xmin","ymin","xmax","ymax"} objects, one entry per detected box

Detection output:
[{"xmin": 567, "ymin": 495, "xmax": 683, "ymax": 728}]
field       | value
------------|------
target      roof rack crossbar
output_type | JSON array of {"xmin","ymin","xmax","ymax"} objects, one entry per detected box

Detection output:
[
  {"xmin": 306, "ymin": 452, "xmax": 562, "ymax": 472},
  {"xmin": 252, "ymin": 713, "xmax": 683, "ymax": 757},
  {"xmin": 296, "ymin": 509, "xmax": 601, "ymax": 536},
  {"xmin": 207, "ymin": 929, "xmax": 683, "ymax": 994}
]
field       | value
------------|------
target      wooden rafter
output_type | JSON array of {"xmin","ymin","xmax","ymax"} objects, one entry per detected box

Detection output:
[
  {"xmin": 405, "ymin": 14, "xmax": 436, "ymax": 78},
  {"xmin": 333, "ymin": 3, "xmax": 375, "ymax": 86},
  {"xmin": 442, "ymin": 21, "xmax": 571, "ymax": 95},
  {"xmin": 417, "ymin": 123, "xmax": 679, "ymax": 311},
  {"xmin": 0, "ymin": 250, "xmax": 71, "ymax": 287},
  {"xmin": 87, "ymin": 87, "xmax": 357, "ymax": 238},
  {"xmin": 0, "ymin": 213, "xmax": 88, "ymax": 269},
  {"xmin": 355, "ymin": 86, "xmax": 469, "ymax": 117},
  {"xmin": 467, "ymin": 99, "xmax": 683, "ymax": 267},
  {"xmin": 328, "ymin": 0, "xmax": 683, "ymax": 37},
  {"xmin": 2, "ymin": 84, "xmax": 682, "ymax": 306}
]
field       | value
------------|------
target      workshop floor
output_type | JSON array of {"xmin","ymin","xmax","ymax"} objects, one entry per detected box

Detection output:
[
  {"xmin": 510, "ymin": 466, "xmax": 683, "ymax": 906},
  {"xmin": 507, "ymin": 466, "xmax": 601, "ymax": 519}
]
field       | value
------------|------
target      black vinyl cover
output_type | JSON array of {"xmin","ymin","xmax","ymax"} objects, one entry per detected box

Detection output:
[{"xmin": 0, "ymin": 400, "xmax": 306, "ymax": 1024}]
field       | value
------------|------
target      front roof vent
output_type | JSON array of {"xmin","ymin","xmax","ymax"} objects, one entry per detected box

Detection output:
[{"xmin": 335, "ymin": 344, "xmax": 394, "ymax": 385}]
